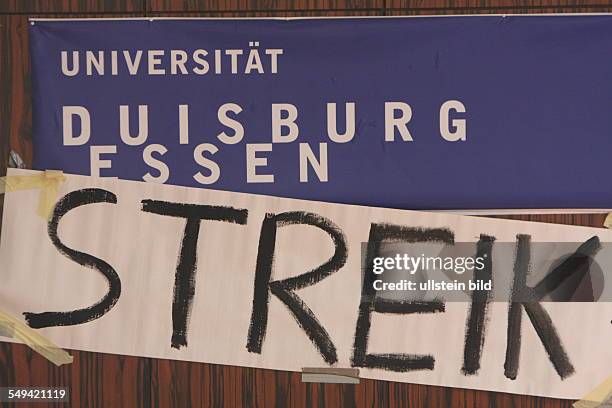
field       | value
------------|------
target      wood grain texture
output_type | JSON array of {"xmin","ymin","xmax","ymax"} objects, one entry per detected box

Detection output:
[
  {"xmin": 4, "ymin": 16, "xmax": 32, "ymax": 169},
  {"xmin": 0, "ymin": 15, "xmax": 7, "ymax": 179},
  {"xmin": 0, "ymin": 1, "xmax": 607, "ymax": 407},
  {"xmin": 386, "ymin": 5, "xmax": 612, "ymax": 15},
  {"xmin": 0, "ymin": 15, "xmax": 8, "ymax": 236},
  {"xmin": 148, "ymin": 0, "xmax": 385, "ymax": 13},
  {"xmin": 0, "ymin": 339, "xmax": 581, "ymax": 408},
  {"xmin": 0, "ymin": 0, "xmax": 141, "ymax": 14},
  {"xmin": 387, "ymin": 0, "xmax": 612, "ymax": 11}
]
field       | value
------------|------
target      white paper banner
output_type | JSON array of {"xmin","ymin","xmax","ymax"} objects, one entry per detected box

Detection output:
[{"xmin": 0, "ymin": 169, "xmax": 610, "ymax": 399}]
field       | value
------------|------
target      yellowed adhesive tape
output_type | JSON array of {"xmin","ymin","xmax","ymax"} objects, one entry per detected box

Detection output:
[
  {"xmin": 604, "ymin": 213, "xmax": 612, "ymax": 229},
  {"xmin": 574, "ymin": 376, "xmax": 612, "ymax": 408},
  {"xmin": 301, "ymin": 367, "xmax": 360, "ymax": 384},
  {"xmin": 0, "ymin": 310, "xmax": 73, "ymax": 366},
  {"xmin": 0, "ymin": 171, "xmax": 72, "ymax": 365},
  {"xmin": 0, "ymin": 170, "xmax": 66, "ymax": 220}
]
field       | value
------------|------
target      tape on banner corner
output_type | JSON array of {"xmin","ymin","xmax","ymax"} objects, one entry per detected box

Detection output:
[
  {"xmin": 0, "ymin": 170, "xmax": 66, "ymax": 220},
  {"xmin": 0, "ymin": 310, "xmax": 73, "ymax": 367},
  {"xmin": 574, "ymin": 375, "xmax": 612, "ymax": 408},
  {"xmin": 604, "ymin": 213, "xmax": 612, "ymax": 229},
  {"xmin": 0, "ymin": 170, "xmax": 73, "ymax": 365}
]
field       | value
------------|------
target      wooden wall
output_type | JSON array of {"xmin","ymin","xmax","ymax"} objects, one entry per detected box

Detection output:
[{"xmin": 0, "ymin": 1, "xmax": 609, "ymax": 407}]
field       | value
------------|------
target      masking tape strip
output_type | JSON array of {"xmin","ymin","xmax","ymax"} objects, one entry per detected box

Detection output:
[
  {"xmin": 0, "ymin": 170, "xmax": 66, "ymax": 219},
  {"xmin": 0, "ymin": 310, "xmax": 73, "ymax": 366},
  {"xmin": 604, "ymin": 213, "xmax": 612, "ymax": 229},
  {"xmin": 301, "ymin": 367, "xmax": 360, "ymax": 384},
  {"xmin": 574, "ymin": 376, "xmax": 612, "ymax": 408},
  {"xmin": 0, "ymin": 170, "xmax": 72, "ymax": 365}
]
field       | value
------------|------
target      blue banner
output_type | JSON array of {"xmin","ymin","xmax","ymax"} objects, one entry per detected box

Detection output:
[{"xmin": 30, "ymin": 16, "xmax": 612, "ymax": 209}]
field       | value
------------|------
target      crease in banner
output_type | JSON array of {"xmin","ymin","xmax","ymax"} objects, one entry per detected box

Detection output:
[{"xmin": 0, "ymin": 170, "xmax": 66, "ymax": 219}]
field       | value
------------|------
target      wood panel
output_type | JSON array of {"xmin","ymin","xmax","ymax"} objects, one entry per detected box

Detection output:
[
  {"xmin": 0, "ymin": 15, "xmax": 7, "ymax": 176},
  {"xmin": 147, "ymin": 0, "xmax": 612, "ymax": 14},
  {"xmin": 148, "ymin": 0, "xmax": 385, "ymax": 13},
  {"xmin": 387, "ymin": 0, "xmax": 612, "ymax": 12},
  {"xmin": 0, "ymin": 1, "xmax": 607, "ymax": 407},
  {"xmin": 0, "ymin": 15, "xmax": 8, "ymax": 235},
  {"xmin": 0, "ymin": 0, "xmax": 142, "ymax": 14},
  {"xmin": 0, "ymin": 339, "xmax": 579, "ymax": 408},
  {"xmin": 4, "ymin": 16, "xmax": 32, "ymax": 169}
]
